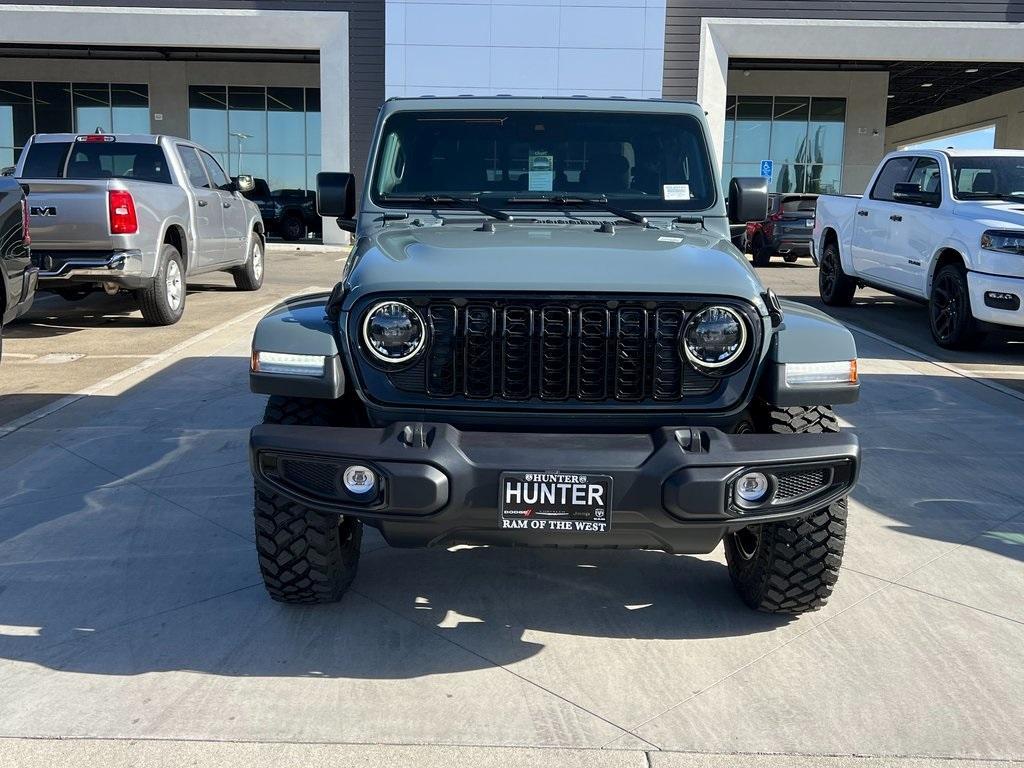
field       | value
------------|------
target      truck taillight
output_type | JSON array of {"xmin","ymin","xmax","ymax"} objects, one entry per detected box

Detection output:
[
  {"xmin": 109, "ymin": 190, "xmax": 138, "ymax": 235},
  {"xmin": 20, "ymin": 198, "xmax": 30, "ymax": 246}
]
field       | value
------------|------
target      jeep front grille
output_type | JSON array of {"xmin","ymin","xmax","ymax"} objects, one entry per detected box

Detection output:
[{"xmin": 383, "ymin": 298, "xmax": 728, "ymax": 404}]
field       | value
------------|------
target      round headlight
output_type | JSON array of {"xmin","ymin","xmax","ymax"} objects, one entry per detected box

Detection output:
[
  {"xmin": 682, "ymin": 306, "xmax": 747, "ymax": 370},
  {"xmin": 362, "ymin": 301, "xmax": 426, "ymax": 363}
]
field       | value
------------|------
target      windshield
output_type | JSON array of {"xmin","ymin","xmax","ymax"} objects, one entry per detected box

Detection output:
[
  {"xmin": 951, "ymin": 155, "xmax": 1024, "ymax": 201},
  {"xmin": 370, "ymin": 109, "xmax": 717, "ymax": 212}
]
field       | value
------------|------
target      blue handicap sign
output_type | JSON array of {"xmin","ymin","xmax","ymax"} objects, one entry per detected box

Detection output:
[{"xmin": 760, "ymin": 160, "xmax": 774, "ymax": 180}]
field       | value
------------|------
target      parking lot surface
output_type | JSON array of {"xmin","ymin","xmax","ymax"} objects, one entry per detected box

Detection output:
[{"xmin": 0, "ymin": 251, "xmax": 1022, "ymax": 766}]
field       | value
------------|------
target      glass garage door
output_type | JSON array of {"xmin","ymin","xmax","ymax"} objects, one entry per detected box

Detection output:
[
  {"xmin": 188, "ymin": 85, "xmax": 321, "ymax": 204},
  {"xmin": 721, "ymin": 95, "xmax": 846, "ymax": 195},
  {"xmin": 0, "ymin": 81, "xmax": 149, "ymax": 170}
]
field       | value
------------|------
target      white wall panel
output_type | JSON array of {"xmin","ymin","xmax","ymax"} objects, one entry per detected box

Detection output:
[{"xmin": 386, "ymin": 0, "xmax": 665, "ymax": 99}]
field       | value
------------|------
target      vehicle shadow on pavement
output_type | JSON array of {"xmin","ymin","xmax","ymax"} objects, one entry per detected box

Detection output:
[
  {"xmin": 8, "ymin": 282, "xmax": 232, "ymax": 337},
  {"xmin": 0, "ymin": 353, "xmax": 1021, "ymax": 684}
]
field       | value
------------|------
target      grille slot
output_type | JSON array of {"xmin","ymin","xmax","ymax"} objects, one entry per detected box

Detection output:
[
  {"xmin": 385, "ymin": 297, "xmax": 738, "ymax": 404},
  {"xmin": 775, "ymin": 468, "xmax": 830, "ymax": 502},
  {"xmin": 279, "ymin": 459, "xmax": 340, "ymax": 498}
]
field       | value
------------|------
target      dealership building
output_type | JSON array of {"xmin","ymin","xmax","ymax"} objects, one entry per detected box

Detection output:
[{"xmin": 1, "ymin": 1, "xmax": 1021, "ymax": 243}]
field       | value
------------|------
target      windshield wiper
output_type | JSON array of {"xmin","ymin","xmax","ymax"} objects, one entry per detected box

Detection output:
[
  {"xmin": 380, "ymin": 193, "xmax": 514, "ymax": 221},
  {"xmin": 506, "ymin": 194, "xmax": 650, "ymax": 227}
]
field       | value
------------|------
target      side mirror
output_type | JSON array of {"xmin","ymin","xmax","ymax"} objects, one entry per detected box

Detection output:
[
  {"xmin": 728, "ymin": 177, "xmax": 770, "ymax": 224},
  {"xmin": 234, "ymin": 174, "xmax": 255, "ymax": 194},
  {"xmin": 317, "ymin": 171, "xmax": 356, "ymax": 221},
  {"xmin": 892, "ymin": 182, "xmax": 940, "ymax": 206}
]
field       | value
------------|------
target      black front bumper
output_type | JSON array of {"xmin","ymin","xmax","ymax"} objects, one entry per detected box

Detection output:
[{"xmin": 250, "ymin": 423, "xmax": 859, "ymax": 554}]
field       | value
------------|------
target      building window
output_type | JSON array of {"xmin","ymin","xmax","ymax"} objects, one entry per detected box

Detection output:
[
  {"xmin": 188, "ymin": 85, "xmax": 321, "ymax": 200},
  {"xmin": 722, "ymin": 95, "xmax": 846, "ymax": 194},
  {"xmin": 0, "ymin": 81, "xmax": 149, "ymax": 170}
]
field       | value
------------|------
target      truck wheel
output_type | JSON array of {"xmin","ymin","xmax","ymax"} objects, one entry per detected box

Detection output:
[
  {"xmin": 929, "ymin": 263, "xmax": 982, "ymax": 350},
  {"xmin": 254, "ymin": 396, "xmax": 363, "ymax": 604},
  {"xmin": 725, "ymin": 405, "xmax": 847, "ymax": 614},
  {"xmin": 232, "ymin": 235, "xmax": 264, "ymax": 291},
  {"xmin": 818, "ymin": 241, "xmax": 856, "ymax": 307},
  {"xmin": 136, "ymin": 244, "xmax": 186, "ymax": 326},
  {"xmin": 280, "ymin": 214, "xmax": 306, "ymax": 241},
  {"xmin": 751, "ymin": 234, "xmax": 772, "ymax": 267}
]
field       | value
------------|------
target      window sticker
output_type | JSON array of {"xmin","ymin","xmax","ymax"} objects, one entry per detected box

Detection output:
[
  {"xmin": 528, "ymin": 151, "xmax": 554, "ymax": 192},
  {"xmin": 663, "ymin": 184, "xmax": 691, "ymax": 200}
]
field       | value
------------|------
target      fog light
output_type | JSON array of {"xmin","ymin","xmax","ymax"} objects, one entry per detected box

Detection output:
[
  {"xmin": 736, "ymin": 471, "xmax": 770, "ymax": 504},
  {"xmin": 343, "ymin": 465, "xmax": 376, "ymax": 496}
]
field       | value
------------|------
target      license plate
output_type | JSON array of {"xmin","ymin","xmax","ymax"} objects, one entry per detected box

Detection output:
[{"xmin": 499, "ymin": 472, "xmax": 612, "ymax": 533}]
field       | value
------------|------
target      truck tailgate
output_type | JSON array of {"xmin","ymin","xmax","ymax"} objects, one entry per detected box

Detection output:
[{"xmin": 25, "ymin": 179, "xmax": 114, "ymax": 250}]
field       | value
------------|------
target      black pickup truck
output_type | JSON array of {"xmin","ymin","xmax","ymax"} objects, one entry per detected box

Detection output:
[{"xmin": 1, "ymin": 176, "xmax": 36, "ymax": 359}]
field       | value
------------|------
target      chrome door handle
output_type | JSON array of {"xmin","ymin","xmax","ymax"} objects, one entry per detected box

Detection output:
[
  {"xmin": 857, "ymin": 210, "xmax": 868, "ymax": 217},
  {"xmin": 890, "ymin": 214, "xmax": 903, "ymax": 222},
  {"xmin": 197, "ymin": 199, "xmax": 208, "ymax": 207}
]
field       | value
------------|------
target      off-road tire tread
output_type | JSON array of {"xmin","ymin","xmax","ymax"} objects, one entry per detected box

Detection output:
[
  {"xmin": 254, "ymin": 489, "xmax": 361, "ymax": 603},
  {"xmin": 263, "ymin": 395, "xmax": 336, "ymax": 426},
  {"xmin": 727, "ymin": 405, "xmax": 847, "ymax": 614},
  {"xmin": 757, "ymin": 404, "xmax": 840, "ymax": 435},
  {"xmin": 254, "ymin": 396, "xmax": 360, "ymax": 604}
]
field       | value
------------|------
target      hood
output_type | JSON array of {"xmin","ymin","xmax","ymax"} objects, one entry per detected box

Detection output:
[
  {"xmin": 952, "ymin": 200, "xmax": 1024, "ymax": 229},
  {"xmin": 343, "ymin": 222, "xmax": 767, "ymax": 310}
]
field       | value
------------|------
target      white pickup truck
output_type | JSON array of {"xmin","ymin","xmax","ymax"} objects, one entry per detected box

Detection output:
[{"xmin": 814, "ymin": 149, "xmax": 1024, "ymax": 348}]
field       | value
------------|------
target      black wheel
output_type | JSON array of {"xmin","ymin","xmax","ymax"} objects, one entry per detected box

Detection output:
[
  {"xmin": 929, "ymin": 263, "xmax": 982, "ymax": 349},
  {"xmin": 136, "ymin": 243, "xmax": 185, "ymax": 326},
  {"xmin": 751, "ymin": 234, "xmax": 773, "ymax": 267},
  {"xmin": 279, "ymin": 214, "xmax": 306, "ymax": 242},
  {"xmin": 818, "ymin": 240, "xmax": 856, "ymax": 307},
  {"xmin": 232, "ymin": 235, "xmax": 264, "ymax": 291},
  {"xmin": 725, "ymin": 405, "xmax": 847, "ymax": 614},
  {"xmin": 254, "ymin": 396, "xmax": 362, "ymax": 604}
]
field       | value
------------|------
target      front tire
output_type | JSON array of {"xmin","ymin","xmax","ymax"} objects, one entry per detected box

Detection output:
[
  {"xmin": 232, "ymin": 235, "xmax": 264, "ymax": 291},
  {"xmin": 929, "ymin": 263, "xmax": 982, "ymax": 349},
  {"xmin": 726, "ymin": 405, "xmax": 848, "ymax": 614},
  {"xmin": 818, "ymin": 241, "xmax": 856, "ymax": 307},
  {"xmin": 254, "ymin": 396, "xmax": 363, "ymax": 604},
  {"xmin": 136, "ymin": 243, "xmax": 185, "ymax": 326}
]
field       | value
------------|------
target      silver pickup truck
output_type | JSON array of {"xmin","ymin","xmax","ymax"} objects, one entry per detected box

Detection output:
[{"xmin": 15, "ymin": 133, "xmax": 265, "ymax": 325}]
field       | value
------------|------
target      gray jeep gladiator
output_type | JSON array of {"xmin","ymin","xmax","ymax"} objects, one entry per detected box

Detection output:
[{"xmin": 248, "ymin": 97, "xmax": 861, "ymax": 614}]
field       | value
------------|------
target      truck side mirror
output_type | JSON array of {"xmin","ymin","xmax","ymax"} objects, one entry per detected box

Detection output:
[
  {"xmin": 892, "ymin": 182, "xmax": 940, "ymax": 207},
  {"xmin": 233, "ymin": 174, "xmax": 255, "ymax": 194},
  {"xmin": 317, "ymin": 171, "xmax": 356, "ymax": 223},
  {"xmin": 728, "ymin": 177, "xmax": 769, "ymax": 224}
]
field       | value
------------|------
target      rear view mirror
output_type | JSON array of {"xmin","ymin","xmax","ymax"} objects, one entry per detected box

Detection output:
[
  {"xmin": 892, "ymin": 182, "xmax": 940, "ymax": 206},
  {"xmin": 317, "ymin": 171, "xmax": 356, "ymax": 223},
  {"xmin": 234, "ymin": 174, "xmax": 255, "ymax": 193},
  {"xmin": 728, "ymin": 177, "xmax": 769, "ymax": 224}
]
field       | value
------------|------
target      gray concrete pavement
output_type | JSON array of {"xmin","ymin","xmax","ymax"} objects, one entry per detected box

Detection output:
[
  {"xmin": 0, "ymin": 243, "xmax": 342, "ymax": 426},
  {"xmin": 0, "ymin": 255, "xmax": 1023, "ymax": 766}
]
